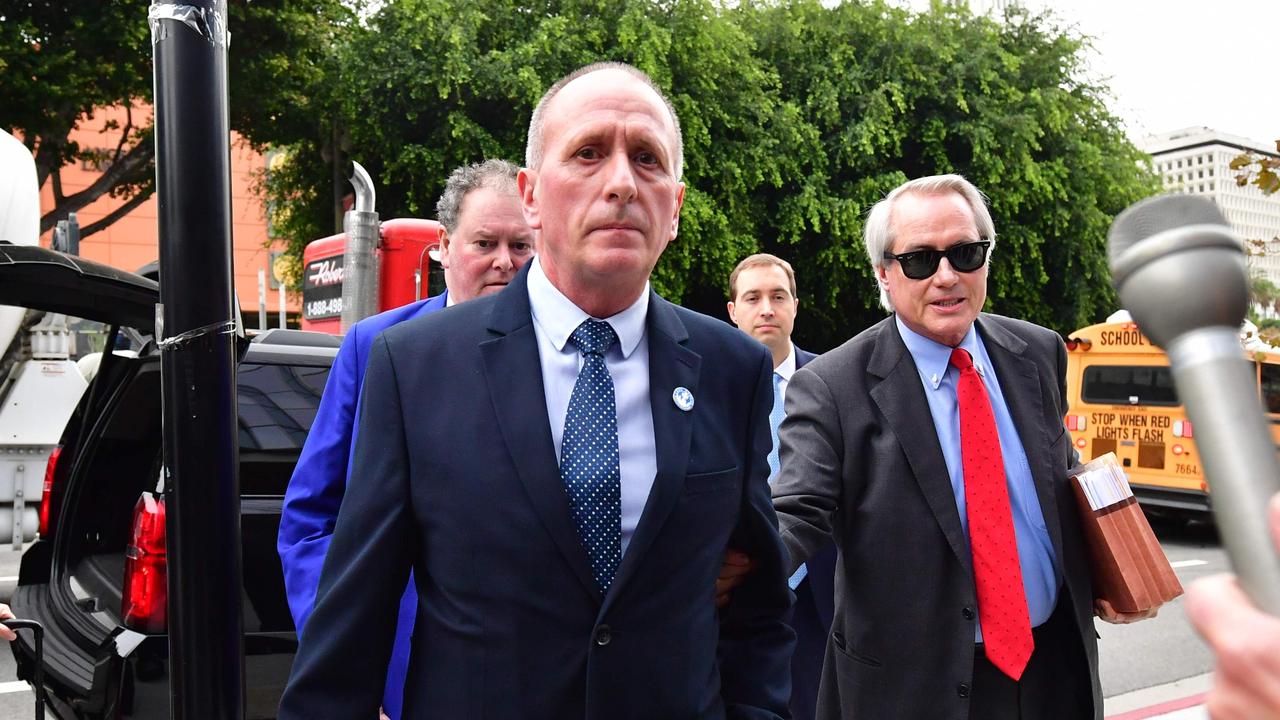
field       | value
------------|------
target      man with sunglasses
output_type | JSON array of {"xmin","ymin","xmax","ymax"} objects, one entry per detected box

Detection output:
[{"xmin": 769, "ymin": 174, "xmax": 1156, "ymax": 720}]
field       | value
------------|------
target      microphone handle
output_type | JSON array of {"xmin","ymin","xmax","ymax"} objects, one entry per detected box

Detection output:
[{"xmin": 1167, "ymin": 327, "xmax": 1280, "ymax": 614}]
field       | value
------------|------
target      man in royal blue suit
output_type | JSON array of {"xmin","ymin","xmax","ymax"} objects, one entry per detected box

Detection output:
[
  {"xmin": 726, "ymin": 253, "xmax": 835, "ymax": 720},
  {"xmin": 279, "ymin": 62, "xmax": 794, "ymax": 719},
  {"xmin": 277, "ymin": 159, "xmax": 535, "ymax": 718}
]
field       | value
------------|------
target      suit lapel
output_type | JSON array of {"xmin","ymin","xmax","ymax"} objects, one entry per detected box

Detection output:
[
  {"xmin": 603, "ymin": 295, "xmax": 699, "ymax": 611},
  {"xmin": 867, "ymin": 319, "xmax": 973, "ymax": 574},
  {"xmin": 977, "ymin": 316, "xmax": 1067, "ymax": 572},
  {"xmin": 479, "ymin": 268, "xmax": 602, "ymax": 602}
]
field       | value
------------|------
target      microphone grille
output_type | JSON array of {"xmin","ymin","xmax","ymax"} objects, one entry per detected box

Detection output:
[{"xmin": 1108, "ymin": 194, "xmax": 1230, "ymax": 265}]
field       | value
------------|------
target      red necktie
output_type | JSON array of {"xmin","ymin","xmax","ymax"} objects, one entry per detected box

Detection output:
[{"xmin": 950, "ymin": 348, "xmax": 1034, "ymax": 681}]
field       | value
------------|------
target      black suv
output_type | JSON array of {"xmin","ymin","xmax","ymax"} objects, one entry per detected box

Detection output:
[{"xmin": 1, "ymin": 243, "xmax": 337, "ymax": 718}]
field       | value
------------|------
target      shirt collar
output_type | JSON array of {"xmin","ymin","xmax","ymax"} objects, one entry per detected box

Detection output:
[
  {"xmin": 894, "ymin": 315, "xmax": 986, "ymax": 390},
  {"xmin": 774, "ymin": 343, "xmax": 797, "ymax": 381},
  {"xmin": 527, "ymin": 256, "xmax": 648, "ymax": 358}
]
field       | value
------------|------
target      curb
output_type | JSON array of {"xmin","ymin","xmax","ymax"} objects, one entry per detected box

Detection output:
[{"xmin": 1105, "ymin": 673, "xmax": 1212, "ymax": 719}]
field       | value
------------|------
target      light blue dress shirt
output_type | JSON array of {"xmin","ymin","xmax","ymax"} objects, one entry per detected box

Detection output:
[
  {"xmin": 895, "ymin": 317, "xmax": 1060, "ymax": 640},
  {"xmin": 528, "ymin": 258, "xmax": 657, "ymax": 557}
]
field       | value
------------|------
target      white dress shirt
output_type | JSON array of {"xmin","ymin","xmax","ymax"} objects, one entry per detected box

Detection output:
[
  {"xmin": 774, "ymin": 343, "xmax": 797, "ymax": 399},
  {"xmin": 527, "ymin": 258, "xmax": 657, "ymax": 556}
]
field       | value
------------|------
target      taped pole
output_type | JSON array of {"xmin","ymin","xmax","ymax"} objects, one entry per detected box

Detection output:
[{"xmin": 149, "ymin": 2, "xmax": 245, "ymax": 718}]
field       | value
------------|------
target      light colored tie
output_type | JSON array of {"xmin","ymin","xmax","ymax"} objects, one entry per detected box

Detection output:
[{"xmin": 768, "ymin": 372, "xmax": 808, "ymax": 590}]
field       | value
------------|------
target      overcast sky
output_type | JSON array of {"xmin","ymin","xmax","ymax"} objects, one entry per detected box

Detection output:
[
  {"xmin": 890, "ymin": 0, "xmax": 1278, "ymax": 148},
  {"xmin": 1018, "ymin": 0, "xmax": 1278, "ymax": 147}
]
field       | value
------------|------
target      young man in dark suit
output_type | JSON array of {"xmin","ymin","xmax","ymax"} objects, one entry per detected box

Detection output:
[
  {"xmin": 726, "ymin": 253, "xmax": 834, "ymax": 720},
  {"xmin": 279, "ymin": 62, "xmax": 793, "ymax": 719}
]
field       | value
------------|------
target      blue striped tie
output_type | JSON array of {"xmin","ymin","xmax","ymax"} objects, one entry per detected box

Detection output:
[
  {"xmin": 769, "ymin": 372, "xmax": 807, "ymax": 589},
  {"xmin": 560, "ymin": 320, "xmax": 623, "ymax": 592}
]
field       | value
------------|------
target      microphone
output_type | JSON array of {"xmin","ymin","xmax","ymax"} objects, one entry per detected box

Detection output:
[{"xmin": 1110, "ymin": 194, "xmax": 1280, "ymax": 614}]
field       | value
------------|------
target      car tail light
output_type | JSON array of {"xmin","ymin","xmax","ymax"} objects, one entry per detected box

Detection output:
[
  {"xmin": 1065, "ymin": 414, "xmax": 1087, "ymax": 432},
  {"xmin": 122, "ymin": 493, "xmax": 167, "ymax": 633},
  {"xmin": 38, "ymin": 446, "xmax": 62, "ymax": 537},
  {"xmin": 1173, "ymin": 420, "xmax": 1193, "ymax": 438}
]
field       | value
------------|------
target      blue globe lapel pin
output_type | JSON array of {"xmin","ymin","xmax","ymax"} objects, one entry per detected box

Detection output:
[{"xmin": 672, "ymin": 386, "xmax": 694, "ymax": 412}]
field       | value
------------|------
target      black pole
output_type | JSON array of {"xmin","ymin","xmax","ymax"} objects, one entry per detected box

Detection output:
[{"xmin": 149, "ymin": 2, "xmax": 244, "ymax": 719}]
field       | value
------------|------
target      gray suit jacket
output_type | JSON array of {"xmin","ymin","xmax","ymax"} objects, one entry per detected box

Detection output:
[{"xmin": 771, "ymin": 313, "xmax": 1100, "ymax": 720}]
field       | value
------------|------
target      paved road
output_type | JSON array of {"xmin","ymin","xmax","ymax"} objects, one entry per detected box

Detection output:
[
  {"xmin": 0, "ymin": 545, "xmax": 35, "ymax": 718},
  {"xmin": 1098, "ymin": 515, "xmax": 1224, "ymax": 703}
]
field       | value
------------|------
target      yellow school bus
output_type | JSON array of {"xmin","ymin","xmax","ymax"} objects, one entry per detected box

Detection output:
[{"xmin": 1063, "ymin": 312, "xmax": 1280, "ymax": 516}]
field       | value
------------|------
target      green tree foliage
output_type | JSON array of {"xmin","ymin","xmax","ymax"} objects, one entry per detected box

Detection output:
[
  {"xmin": 0, "ymin": 0, "xmax": 353, "ymax": 239},
  {"xmin": 737, "ymin": 0, "xmax": 1158, "ymax": 345},
  {"xmin": 267, "ymin": 0, "xmax": 809, "ymax": 304},
  {"xmin": 261, "ymin": 0, "xmax": 1160, "ymax": 347}
]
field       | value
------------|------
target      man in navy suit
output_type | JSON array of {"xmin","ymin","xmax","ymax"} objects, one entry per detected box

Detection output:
[
  {"xmin": 726, "ymin": 253, "xmax": 835, "ymax": 720},
  {"xmin": 277, "ymin": 158, "xmax": 534, "ymax": 718},
  {"xmin": 279, "ymin": 61, "xmax": 793, "ymax": 719}
]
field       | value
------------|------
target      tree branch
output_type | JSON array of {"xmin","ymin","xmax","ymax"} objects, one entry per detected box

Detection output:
[
  {"xmin": 109, "ymin": 106, "xmax": 135, "ymax": 167},
  {"xmin": 40, "ymin": 139, "xmax": 154, "ymax": 234},
  {"xmin": 77, "ymin": 189, "xmax": 154, "ymax": 240}
]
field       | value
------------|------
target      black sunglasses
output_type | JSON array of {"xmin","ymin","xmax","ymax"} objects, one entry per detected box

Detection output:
[{"xmin": 882, "ymin": 240, "xmax": 992, "ymax": 280}]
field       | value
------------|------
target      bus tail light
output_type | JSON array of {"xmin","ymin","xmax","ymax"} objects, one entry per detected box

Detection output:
[
  {"xmin": 38, "ymin": 445, "xmax": 63, "ymax": 537},
  {"xmin": 1173, "ymin": 420, "xmax": 1194, "ymax": 438},
  {"xmin": 122, "ymin": 492, "xmax": 167, "ymax": 633},
  {"xmin": 1076, "ymin": 438, "xmax": 1087, "ymax": 449},
  {"xmin": 1064, "ymin": 338, "xmax": 1093, "ymax": 352},
  {"xmin": 1065, "ymin": 414, "xmax": 1087, "ymax": 431},
  {"xmin": 1172, "ymin": 444, "xmax": 1185, "ymax": 456}
]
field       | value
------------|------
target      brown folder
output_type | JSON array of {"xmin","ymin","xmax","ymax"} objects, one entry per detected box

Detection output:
[{"xmin": 1069, "ymin": 455, "xmax": 1183, "ymax": 613}]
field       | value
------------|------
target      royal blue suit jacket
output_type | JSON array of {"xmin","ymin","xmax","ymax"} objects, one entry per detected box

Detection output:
[
  {"xmin": 788, "ymin": 347, "xmax": 837, "ymax": 720},
  {"xmin": 279, "ymin": 265, "xmax": 795, "ymax": 719},
  {"xmin": 278, "ymin": 291, "xmax": 447, "ymax": 718}
]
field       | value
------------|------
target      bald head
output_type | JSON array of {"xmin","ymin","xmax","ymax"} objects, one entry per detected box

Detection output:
[{"xmin": 525, "ymin": 62, "xmax": 684, "ymax": 180}]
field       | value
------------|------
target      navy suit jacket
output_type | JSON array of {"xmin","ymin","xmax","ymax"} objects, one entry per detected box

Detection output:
[
  {"xmin": 277, "ymin": 291, "xmax": 447, "ymax": 717},
  {"xmin": 787, "ymin": 347, "xmax": 836, "ymax": 720},
  {"xmin": 279, "ymin": 266, "xmax": 795, "ymax": 719}
]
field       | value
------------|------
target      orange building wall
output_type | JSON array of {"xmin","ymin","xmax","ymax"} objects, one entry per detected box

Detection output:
[{"xmin": 38, "ymin": 105, "xmax": 299, "ymax": 320}]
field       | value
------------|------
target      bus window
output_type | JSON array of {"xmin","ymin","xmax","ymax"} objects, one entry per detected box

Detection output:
[
  {"xmin": 1081, "ymin": 365, "xmax": 1179, "ymax": 406},
  {"xmin": 1261, "ymin": 363, "xmax": 1280, "ymax": 414}
]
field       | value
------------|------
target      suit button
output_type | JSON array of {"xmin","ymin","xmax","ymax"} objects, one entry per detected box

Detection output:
[
  {"xmin": 962, "ymin": 607, "xmax": 976, "ymax": 620},
  {"xmin": 594, "ymin": 625, "xmax": 612, "ymax": 646},
  {"xmin": 957, "ymin": 683, "xmax": 971, "ymax": 698}
]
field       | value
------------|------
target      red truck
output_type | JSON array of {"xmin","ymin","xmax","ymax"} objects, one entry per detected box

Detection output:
[{"xmin": 299, "ymin": 217, "xmax": 444, "ymax": 333}]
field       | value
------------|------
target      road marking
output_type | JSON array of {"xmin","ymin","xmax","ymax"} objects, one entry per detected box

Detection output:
[
  {"xmin": 0, "ymin": 681, "xmax": 31, "ymax": 695},
  {"xmin": 1170, "ymin": 560, "xmax": 1208, "ymax": 569},
  {"xmin": 1106, "ymin": 692, "xmax": 1206, "ymax": 719}
]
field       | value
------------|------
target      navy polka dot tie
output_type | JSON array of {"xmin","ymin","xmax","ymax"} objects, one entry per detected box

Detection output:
[
  {"xmin": 561, "ymin": 320, "xmax": 623, "ymax": 592},
  {"xmin": 950, "ymin": 348, "xmax": 1033, "ymax": 681}
]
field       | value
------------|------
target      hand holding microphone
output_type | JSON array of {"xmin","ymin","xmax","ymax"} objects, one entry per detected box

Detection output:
[
  {"xmin": 1110, "ymin": 194, "xmax": 1280, "ymax": 719},
  {"xmin": 1109, "ymin": 193, "xmax": 1280, "ymax": 614}
]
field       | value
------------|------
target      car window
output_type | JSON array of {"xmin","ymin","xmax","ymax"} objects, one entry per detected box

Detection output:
[{"xmin": 237, "ymin": 362, "xmax": 329, "ymax": 452}]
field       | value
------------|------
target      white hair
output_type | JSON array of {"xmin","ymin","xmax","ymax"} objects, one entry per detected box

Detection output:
[{"xmin": 863, "ymin": 174, "xmax": 997, "ymax": 311}]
